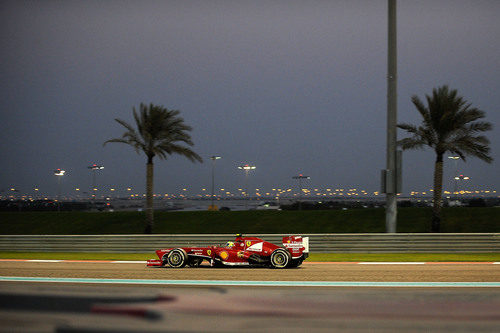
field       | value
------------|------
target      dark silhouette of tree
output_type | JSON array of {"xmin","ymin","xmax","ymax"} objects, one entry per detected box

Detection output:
[
  {"xmin": 398, "ymin": 85, "xmax": 492, "ymax": 232},
  {"xmin": 104, "ymin": 103, "xmax": 202, "ymax": 233}
]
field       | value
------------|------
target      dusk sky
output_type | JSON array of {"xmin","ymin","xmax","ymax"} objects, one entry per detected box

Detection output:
[{"xmin": 1, "ymin": 0, "xmax": 499, "ymax": 198}]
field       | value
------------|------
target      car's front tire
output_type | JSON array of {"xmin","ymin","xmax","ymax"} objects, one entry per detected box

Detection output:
[
  {"xmin": 270, "ymin": 248, "xmax": 291, "ymax": 268},
  {"xmin": 166, "ymin": 248, "xmax": 188, "ymax": 268}
]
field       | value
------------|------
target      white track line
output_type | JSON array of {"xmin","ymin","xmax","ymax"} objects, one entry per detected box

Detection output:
[
  {"xmin": 0, "ymin": 276, "xmax": 499, "ymax": 288},
  {"xmin": 357, "ymin": 262, "xmax": 425, "ymax": 265},
  {"xmin": 0, "ymin": 259, "xmax": 498, "ymax": 264}
]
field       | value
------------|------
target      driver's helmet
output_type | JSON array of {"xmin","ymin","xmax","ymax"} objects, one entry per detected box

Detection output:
[{"xmin": 225, "ymin": 241, "xmax": 235, "ymax": 248}]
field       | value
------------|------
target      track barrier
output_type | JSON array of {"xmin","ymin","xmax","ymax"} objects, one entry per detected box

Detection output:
[{"xmin": 0, "ymin": 233, "xmax": 498, "ymax": 253}]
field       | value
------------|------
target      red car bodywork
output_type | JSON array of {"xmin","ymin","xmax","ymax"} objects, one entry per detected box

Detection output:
[{"xmin": 147, "ymin": 234, "xmax": 309, "ymax": 269}]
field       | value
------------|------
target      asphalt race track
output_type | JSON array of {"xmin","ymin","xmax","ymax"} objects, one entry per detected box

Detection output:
[
  {"xmin": 0, "ymin": 261, "xmax": 499, "ymax": 332},
  {"xmin": 1, "ymin": 260, "xmax": 499, "ymax": 282}
]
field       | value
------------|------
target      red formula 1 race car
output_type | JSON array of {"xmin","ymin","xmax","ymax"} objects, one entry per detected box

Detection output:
[{"xmin": 147, "ymin": 234, "xmax": 309, "ymax": 269}]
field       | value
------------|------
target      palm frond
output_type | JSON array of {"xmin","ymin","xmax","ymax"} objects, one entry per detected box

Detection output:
[
  {"xmin": 103, "ymin": 138, "xmax": 130, "ymax": 146},
  {"xmin": 160, "ymin": 143, "xmax": 203, "ymax": 162},
  {"xmin": 397, "ymin": 137, "xmax": 426, "ymax": 150},
  {"xmin": 411, "ymin": 95, "xmax": 431, "ymax": 126},
  {"xmin": 114, "ymin": 118, "xmax": 136, "ymax": 134},
  {"xmin": 397, "ymin": 123, "xmax": 418, "ymax": 133},
  {"xmin": 399, "ymin": 85, "xmax": 493, "ymax": 164},
  {"xmin": 104, "ymin": 103, "xmax": 203, "ymax": 164}
]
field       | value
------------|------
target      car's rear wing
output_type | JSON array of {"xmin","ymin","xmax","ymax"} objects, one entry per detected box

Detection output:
[{"xmin": 282, "ymin": 236, "xmax": 309, "ymax": 256}]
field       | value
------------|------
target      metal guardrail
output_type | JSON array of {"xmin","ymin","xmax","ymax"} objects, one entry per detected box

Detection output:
[{"xmin": 0, "ymin": 234, "xmax": 498, "ymax": 253}]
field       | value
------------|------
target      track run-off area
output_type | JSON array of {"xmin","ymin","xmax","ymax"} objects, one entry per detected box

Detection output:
[
  {"xmin": 1, "ymin": 259, "xmax": 499, "ymax": 287},
  {"xmin": 1, "ymin": 259, "xmax": 499, "ymax": 332}
]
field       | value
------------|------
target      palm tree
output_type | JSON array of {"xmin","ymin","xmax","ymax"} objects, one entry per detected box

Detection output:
[
  {"xmin": 104, "ymin": 103, "xmax": 202, "ymax": 233},
  {"xmin": 398, "ymin": 85, "xmax": 492, "ymax": 232}
]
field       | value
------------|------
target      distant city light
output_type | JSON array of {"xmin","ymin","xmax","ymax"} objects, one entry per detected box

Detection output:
[
  {"xmin": 3, "ymin": 183, "xmax": 498, "ymax": 202},
  {"xmin": 88, "ymin": 164, "xmax": 104, "ymax": 170},
  {"xmin": 238, "ymin": 164, "xmax": 256, "ymax": 171}
]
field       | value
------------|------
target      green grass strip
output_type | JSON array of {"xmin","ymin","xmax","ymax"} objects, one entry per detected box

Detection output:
[
  {"xmin": 308, "ymin": 253, "xmax": 500, "ymax": 262},
  {"xmin": 0, "ymin": 252, "xmax": 151, "ymax": 261},
  {"xmin": 0, "ymin": 252, "xmax": 499, "ymax": 262}
]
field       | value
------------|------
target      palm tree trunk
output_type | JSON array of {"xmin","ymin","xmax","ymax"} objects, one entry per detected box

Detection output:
[
  {"xmin": 432, "ymin": 153, "xmax": 444, "ymax": 232},
  {"xmin": 144, "ymin": 159, "xmax": 154, "ymax": 234}
]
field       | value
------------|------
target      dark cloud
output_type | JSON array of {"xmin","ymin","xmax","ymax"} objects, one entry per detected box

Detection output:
[{"xmin": 1, "ymin": 0, "xmax": 498, "ymax": 197}]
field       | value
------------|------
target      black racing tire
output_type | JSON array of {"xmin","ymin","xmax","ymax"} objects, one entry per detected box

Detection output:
[
  {"xmin": 166, "ymin": 248, "xmax": 188, "ymax": 268},
  {"xmin": 269, "ymin": 248, "xmax": 291, "ymax": 269}
]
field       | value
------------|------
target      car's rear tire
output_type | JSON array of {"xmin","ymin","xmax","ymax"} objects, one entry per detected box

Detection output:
[
  {"xmin": 166, "ymin": 248, "xmax": 188, "ymax": 268},
  {"xmin": 270, "ymin": 248, "xmax": 291, "ymax": 268}
]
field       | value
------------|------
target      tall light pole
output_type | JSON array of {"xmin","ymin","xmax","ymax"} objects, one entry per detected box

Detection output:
[
  {"xmin": 88, "ymin": 164, "xmax": 104, "ymax": 201},
  {"xmin": 292, "ymin": 174, "xmax": 310, "ymax": 210},
  {"xmin": 209, "ymin": 156, "xmax": 221, "ymax": 210},
  {"xmin": 54, "ymin": 169, "xmax": 65, "ymax": 211},
  {"xmin": 385, "ymin": 0, "xmax": 398, "ymax": 233},
  {"xmin": 448, "ymin": 156, "xmax": 460, "ymax": 197},
  {"xmin": 238, "ymin": 164, "xmax": 256, "ymax": 210}
]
